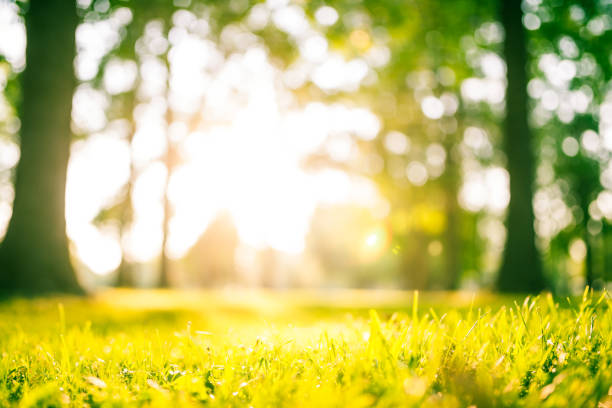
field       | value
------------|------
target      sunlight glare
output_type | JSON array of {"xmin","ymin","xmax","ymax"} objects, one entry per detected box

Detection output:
[
  {"xmin": 62, "ymin": 13, "xmax": 386, "ymax": 275},
  {"xmin": 361, "ymin": 224, "xmax": 389, "ymax": 261}
]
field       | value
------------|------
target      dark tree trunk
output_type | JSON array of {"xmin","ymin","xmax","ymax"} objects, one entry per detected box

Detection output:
[
  {"xmin": 578, "ymin": 182, "xmax": 597, "ymax": 289},
  {"xmin": 496, "ymin": 0, "xmax": 546, "ymax": 292},
  {"xmin": 116, "ymin": 259, "xmax": 134, "ymax": 288},
  {"xmin": 444, "ymin": 188, "xmax": 461, "ymax": 290},
  {"xmin": 116, "ymin": 175, "xmax": 135, "ymax": 287},
  {"xmin": 158, "ymin": 75, "xmax": 173, "ymax": 289},
  {"xmin": 581, "ymin": 199, "xmax": 595, "ymax": 289},
  {"xmin": 0, "ymin": 0, "xmax": 83, "ymax": 294},
  {"xmin": 441, "ymin": 143, "xmax": 462, "ymax": 290},
  {"xmin": 402, "ymin": 233, "xmax": 428, "ymax": 290},
  {"xmin": 115, "ymin": 91, "xmax": 138, "ymax": 288}
]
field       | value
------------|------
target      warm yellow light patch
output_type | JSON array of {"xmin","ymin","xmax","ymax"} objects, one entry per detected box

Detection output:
[
  {"xmin": 349, "ymin": 29, "xmax": 371, "ymax": 50},
  {"xmin": 365, "ymin": 232, "xmax": 379, "ymax": 247},
  {"xmin": 360, "ymin": 224, "xmax": 389, "ymax": 261}
]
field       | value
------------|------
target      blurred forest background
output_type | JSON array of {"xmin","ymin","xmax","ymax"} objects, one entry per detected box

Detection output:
[{"xmin": 0, "ymin": 0, "xmax": 611, "ymax": 295}]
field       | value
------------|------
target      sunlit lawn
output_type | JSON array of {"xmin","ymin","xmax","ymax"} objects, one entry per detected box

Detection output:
[{"xmin": 0, "ymin": 289, "xmax": 610, "ymax": 407}]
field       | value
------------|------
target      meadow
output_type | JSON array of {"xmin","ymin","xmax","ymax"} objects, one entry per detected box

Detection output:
[{"xmin": 0, "ymin": 289, "xmax": 610, "ymax": 407}]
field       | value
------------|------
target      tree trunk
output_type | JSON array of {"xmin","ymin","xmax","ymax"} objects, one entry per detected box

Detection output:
[
  {"xmin": 116, "ymin": 170, "xmax": 135, "ymax": 287},
  {"xmin": 0, "ymin": 0, "xmax": 83, "ymax": 294},
  {"xmin": 496, "ymin": 0, "xmax": 546, "ymax": 292},
  {"xmin": 444, "ymin": 188, "xmax": 461, "ymax": 290},
  {"xmin": 159, "ymin": 150, "xmax": 171, "ymax": 288},
  {"xmin": 441, "ymin": 141, "xmax": 462, "ymax": 290},
  {"xmin": 158, "ymin": 69, "xmax": 173, "ymax": 289},
  {"xmin": 402, "ymin": 233, "xmax": 428, "ymax": 290},
  {"xmin": 115, "ymin": 90, "xmax": 138, "ymax": 288},
  {"xmin": 581, "ymin": 198, "xmax": 595, "ymax": 289}
]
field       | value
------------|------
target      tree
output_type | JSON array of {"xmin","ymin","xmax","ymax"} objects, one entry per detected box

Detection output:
[
  {"xmin": 0, "ymin": 0, "xmax": 83, "ymax": 294},
  {"xmin": 534, "ymin": 0, "xmax": 612, "ymax": 291},
  {"xmin": 182, "ymin": 212, "xmax": 238, "ymax": 286},
  {"xmin": 496, "ymin": 0, "xmax": 546, "ymax": 292},
  {"xmin": 114, "ymin": 89, "xmax": 137, "ymax": 288},
  {"xmin": 302, "ymin": 0, "xmax": 494, "ymax": 290}
]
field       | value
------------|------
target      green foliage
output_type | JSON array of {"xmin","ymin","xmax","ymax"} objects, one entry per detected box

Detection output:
[{"xmin": 0, "ymin": 290, "xmax": 610, "ymax": 407}]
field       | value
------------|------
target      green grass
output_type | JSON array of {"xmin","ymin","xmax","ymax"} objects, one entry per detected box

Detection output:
[{"xmin": 0, "ymin": 289, "xmax": 610, "ymax": 407}]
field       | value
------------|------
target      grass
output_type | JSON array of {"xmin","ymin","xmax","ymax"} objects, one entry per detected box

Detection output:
[{"xmin": 0, "ymin": 289, "xmax": 610, "ymax": 407}]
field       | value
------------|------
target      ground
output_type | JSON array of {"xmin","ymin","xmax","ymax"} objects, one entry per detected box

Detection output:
[{"xmin": 0, "ymin": 289, "xmax": 610, "ymax": 407}]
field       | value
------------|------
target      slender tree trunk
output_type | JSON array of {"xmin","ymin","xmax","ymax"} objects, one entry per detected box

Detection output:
[
  {"xmin": 0, "ymin": 0, "xmax": 83, "ymax": 294},
  {"xmin": 426, "ymin": 24, "xmax": 462, "ymax": 291},
  {"xmin": 441, "ymin": 140, "xmax": 462, "ymax": 290},
  {"xmin": 402, "ymin": 233, "xmax": 428, "ymax": 290},
  {"xmin": 496, "ymin": 0, "xmax": 546, "ymax": 292},
  {"xmin": 158, "ymin": 63, "xmax": 173, "ymax": 289},
  {"xmin": 116, "ymin": 255, "xmax": 134, "ymax": 287},
  {"xmin": 581, "ymin": 198, "xmax": 595, "ymax": 289},
  {"xmin": 115, "ymin": 174, "xmax": 135, "ymax": 287},
  {"xmin": 116, "ymin": 96, "xmax": 137, "ymax": 288},
  {"xmin": 578, "ymin": 185, "xmax": 597, "ymax": 289},
  {"xmin": 444, "ymin": 187, "xmax": 461, "ymax": 290},
  {"xmin": 159, "ymin": 136, "xmax": 172, "ymax": 288}
]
